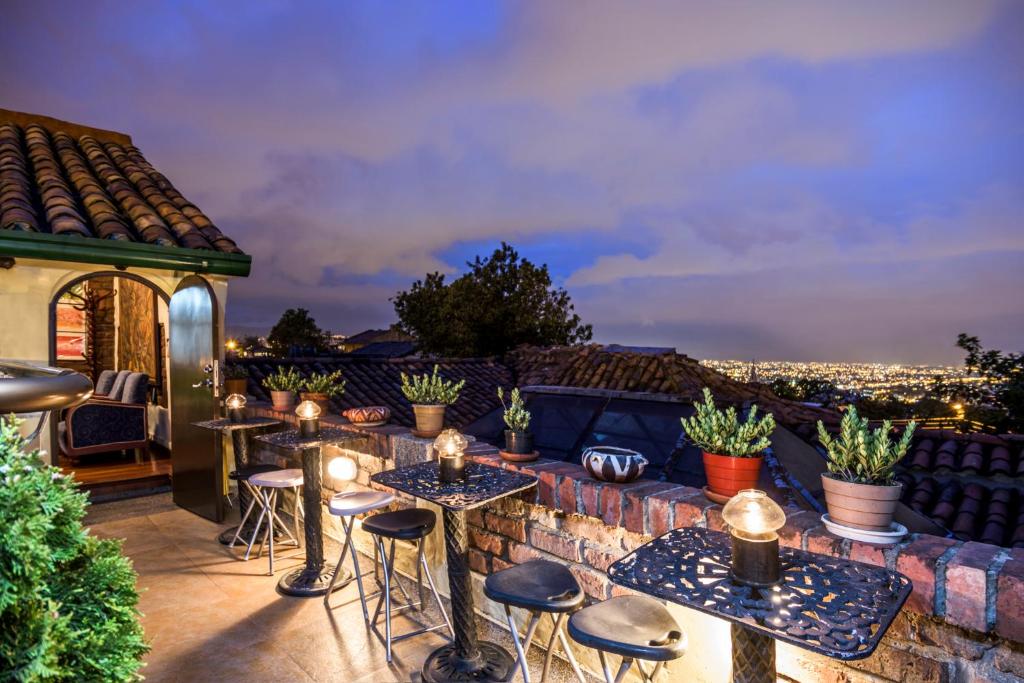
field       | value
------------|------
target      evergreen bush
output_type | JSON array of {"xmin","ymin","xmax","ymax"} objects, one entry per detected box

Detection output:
[{"xmin": 0, "ymin": 417, "xmax": 147, "ymax": 682}]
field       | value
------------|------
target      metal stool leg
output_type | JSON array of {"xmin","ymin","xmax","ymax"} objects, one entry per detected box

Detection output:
[
  {"xmin": 266, "ymin": 489, "xmax": 277, "ymax": 575},
  {"xmin": 553, "ymin": 613, "xmax": 587, "ymax": 683},
  {"xmin": 244, "ymin": 487, "xmax": 271, "ymax": 561},
  {"xmin": 230, "ymin": 494, "xmax": 258, "ymax": 548},
  {"xmin": 323, "ymin": 515, "xmax": 357, "ymax": 607},
  {"xmin": 504, "ymin": 606, "xmax": 540, "ymax": 683}
]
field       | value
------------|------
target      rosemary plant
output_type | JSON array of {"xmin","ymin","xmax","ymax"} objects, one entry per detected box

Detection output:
[
  {"xmin": 262, "ymin": 366, "xmax": 305, "ymax": 393},
  {"xmin": 401, "ymin": 365, "xmax": 465, "ymax": 405}
]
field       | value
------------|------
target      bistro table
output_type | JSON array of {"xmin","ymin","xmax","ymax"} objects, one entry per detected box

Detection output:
[
  {"xmin": 256, "ymin": 427, "xmax": 369, "ymax": 597},
  {"xmin": 193, "ymin": 416, "xmax": 282, "ymax": 545},
  {"xmin": 608, "ymin": 527, "xmax": 912, "ymax": 683},
  {"xmin": 372, "ymin": 461, "xmax": 538, "ymax": 683}
]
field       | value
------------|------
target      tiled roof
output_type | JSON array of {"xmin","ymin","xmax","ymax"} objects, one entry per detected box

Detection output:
[
  {"xmin": 238, "ymin": 357, "xmax": 512, "ymax": 428},
  {"xmin": 0, "ymin": 109, "xmax": 241, "ymax": 253},
  {"xmin": 895, "ymin": 431, "xmax": 1024, "ymax": 547},
  {"xmin": 506, "ymin": 344, "xmax": 839, "ymax": 428},
  {"xmin": 349, "ymin": 341, "xmax": 418, "ymax": 358},
  {"xmin": 342, "ymin": 328, "xmax": 415, "ymax": 346}
]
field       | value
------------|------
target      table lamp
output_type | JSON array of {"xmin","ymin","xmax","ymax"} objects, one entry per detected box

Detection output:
[
  {"xmin": 296, "ymin": 400, "xmax": 322, "ymax": 438},
  {"xmin": 434, "ymin": 428, "xmax": 468, "ymax": 483},
  {"xmin": 225, "ymin": 393, "xmax": 247, "ymax": 423},
  {"xmin": 721, "ymin": 489, "xmax": 786, "ymax": 587}
]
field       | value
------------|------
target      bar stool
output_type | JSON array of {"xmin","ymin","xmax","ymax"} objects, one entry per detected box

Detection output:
[
  {"xmin": 227, "ymin": 463, "xmax": 280, "ymax": 516},
  {"xmin": 235, "ymin": 468, "xmax": 304, "ymax": 574},
  {"xmin": 323, "ymin": 490, "xmax": 395, "ymax": 616},
  {"xmin": 363, "ymin": 507, "xmax": 454, "ymax": 662},
  {"xmin": 484, "ymin": 559, "xmax": 587, "ymax": 683},
  {"xmin": 568, "ymin": 595, "xmax": 686, "ymax": 683}
]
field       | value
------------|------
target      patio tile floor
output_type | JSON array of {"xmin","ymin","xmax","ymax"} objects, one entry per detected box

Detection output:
[{"xmin": 87, "ymin": 494, "xmax": 592, "ymax": 683}]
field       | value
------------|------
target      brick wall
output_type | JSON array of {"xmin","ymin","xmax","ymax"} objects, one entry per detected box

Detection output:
[{"xmin": 251, "ymin": 405, "xmax": 1024, "ymax": 682}]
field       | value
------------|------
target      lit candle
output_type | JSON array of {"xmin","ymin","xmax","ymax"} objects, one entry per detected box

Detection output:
[
  {"xmin": 721, "ymin": 489, "xmax": 786, "ymax": 587},
  {"xmin": 225, "ymin": 393, "xmax": 247, "ymax": 423},
  {"xmin": 296, "ymin": 400, "xmax": 322, "ymax": 438},
  {"xmin": 434, "ymin": 428, "xmax": 468, "ymax": 483}
]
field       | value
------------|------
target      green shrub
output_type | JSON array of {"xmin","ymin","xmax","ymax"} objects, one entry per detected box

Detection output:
[
  {"xmin": 817, "ymin": 407, "xmax": 915, "ymax": 485},
  {"xmin": 401, "ymin": 365, "xmax": 465, "ymax": 405},
  {"xmin": 224, "ymin": 365, "xmax": 249, "ymax": 380},
  {"xmin": 681, "ymin": 388, "xmax": 775, "ymax": 457},
  {"xmin": 0, "ymin": 417, "xmax": 147, "ymax": 682},
  {"xmin": 262, "ymin": 366, "xmax": 304, "ymax": 393},
  {"xmin": 497, "ymin": 387, "xmax": 530, "ymax": 432},
  {"xmin": 303, "ymin": 370, "xmax": 346, "ymax": 397}
]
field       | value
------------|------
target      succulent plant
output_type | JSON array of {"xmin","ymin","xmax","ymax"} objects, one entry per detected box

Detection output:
[
  {"xmin": 498, "ymin": 387, "xmax": 531, "ymax": 432},
  {"xmin": 303, "ymin": 370, "xmax": 346, "ymax": 397},
  {"xmin": 817, "ymin": 407, "xmax": 915, "ymax": 485},
  {"xmin": 401, "ymin": 365, "xmax": 465, "ymax": 405},
  {"xmin": 682, "ymin": 387, "xmax": 775, "ymax": 457},
  {"xmin": 262, "ymin": 366, "xmax": 304, "ymax": 393}
]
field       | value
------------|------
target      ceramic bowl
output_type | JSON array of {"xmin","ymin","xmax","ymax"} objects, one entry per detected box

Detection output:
[
  {"xmin": 343, "ymin": 405, "xmax": 390, "ymax": 427},
  {"xmin": 582, "ymin": 446, "xmax": 648, "ymax": 483}
]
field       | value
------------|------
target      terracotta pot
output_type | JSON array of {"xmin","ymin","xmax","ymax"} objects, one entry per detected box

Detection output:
[
  {"xmin": 504, "ymin": 430, "xmax": 533, "ymax": 455},
  {"xmin": 702, "ymin": 452, "xmax": 763, "ymax": 499},
  {"xmin": 270, "ymin": 390, "xmax": 295, "ymax": 412},
  {"xmin": 821, "ymin": 474, "xmax": 902, "ymax": 531},
  {"xmin": 224, "ymin": 378, "xmax": 247, "ymax": 396},
  {"xmin": 412, "ymin": 404, "xmax": 446, "ymax": 438},
  {"xmin": 582, "ymin": 446, "xmax": 648, "ymax": 483},
  {"xmin": 300, "ymin": 392, "xmax": 330, "ymax": 413}
]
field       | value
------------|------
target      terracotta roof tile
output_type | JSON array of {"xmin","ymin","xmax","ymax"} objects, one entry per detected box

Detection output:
[{"xmin": 0, "ymin": 110, "xmax": 242, "ymax": 253}]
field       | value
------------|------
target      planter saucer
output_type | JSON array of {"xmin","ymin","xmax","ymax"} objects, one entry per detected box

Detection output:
[
  {"xmin": 350, "ymin": 420, "xmax": 386, "ymax": 428},
  {"xmin": 821, "ymin": 514, "xmax": 907, "ymax": 544},
  {"xmin": 702, "ymin": 486, "xmax": 732, "ymax": 505},
  {"xmin": 411, "ymin": 429, "xmax": 441, "ymax": 439},
  {"xmin": 499, "ymin": 450, "xmax": 539, "ymax": 463}
]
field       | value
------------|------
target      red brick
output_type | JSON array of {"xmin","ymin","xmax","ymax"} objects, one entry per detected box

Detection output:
[
  {"xmin": 529, "ymin": 527, "xmax": 581, "ymax": 562},
  {"xmin": 850, "ymin": 541, "xmax": 890, "ymax": 568},
  {"xmin": 945, "ymin": 541, "xmax": 1000, "ymax": 632},
  {"xmin": 805, "ymin": 526, "xmax": 846, "ymax": 557},
  {"xmin": 508, "ymin": 541, "xmax": 546, "ymax": 565},
  {"xmin": 848, "ymin": 642, "xmax": 951, "ymax": 683},
  {"xmin": 996, "ymin": 557, "xmax": 1024, "ymax": 641},
  {"xmin": 623, "ymin": 482, "xmax": 678, "ymax": 534},
  {"xmin": 646, "ymin": 489, "xmax": 678, "ymax": 538},
  {"xmin": 896, "ymin": 536, "xmax": 958, "ymax": 615},
  {"xmin": 609, "ymin": 584, "xmax": 641, "ymax": 598},
  {"xmin": 468, "ymin": 548, "xmax": 490, "ymax": 574},
  {"xmin": 469, "ymin": 527, "xmax": 505, "ymax": 556},
  {"xmin": 562, "ymin": 514, "xmax": 624, "ymax": 549},
  {"xmin": 673, "ymin": 492, "xmax": 708, "ymax": 529},
  {"xmin": 582, "ymin": 545, "xmax": 622, "ymax": 573},
  {"xmin": 557, "ymin": 474, "xmax": 581, "ymax": 515},
  {"xmin": 492, "ymin": 557, "xmax": 514, "ymax": 573},
  {"xmin": 777, "ymin": 510, "xmax": 820, "ymax": 550},
  {"xmin": 467, "ymin": 452, "xmax": 503, "ymax": 467},
  {"xmin": 580, "ymin": 479, "xmax": 602, "ymax": 518},
  {"xmin": 484, "ymin": 512, "xmax": 526, "ymax": 543},
  {"xmin": 466, "ymin": 508, "xmax": 485, "ymax": 528},
  {"xmin": 569, "ymin": 565, "xmax": 609, "ymax": 601},
  {"xmin": 621, "ymin": 530, "xmax": 650, "ymax": 552},
  {"xmin": 706, "ymin": 506, "xmax": 726, "ymax": 532},
  {"xmin": 600, "ymin": 483, "xmax": 628, "ymax": 527}
]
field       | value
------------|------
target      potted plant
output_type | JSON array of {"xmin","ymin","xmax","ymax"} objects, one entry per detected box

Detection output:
[
  {"xmin": 682, "ymin": 388, "xmax": 776, "ymax": 500},
  {"xmin": 498, "ymin": 387, "xmax": 534, "ymax": 458},
  {"xmin": 262, "ymin": 366, "xmax": 303, "ymax": 411},
  {"xmin": 401, "ymin": 365, "xmax": 465, "ymax": 438},
  {"xmin": 301, "ymin": 370, "xmax": 346, "ymax": 413},
  {"xmin": 224, "ymin": 364, "xmax": 249, "ymax": 396},
  {"xmin": 817, "ymin": 408, "xmax": 915, "ymax": 531}
]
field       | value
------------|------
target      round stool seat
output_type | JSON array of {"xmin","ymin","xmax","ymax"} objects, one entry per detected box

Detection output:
[
  {"xmin": 568, "ymin": 595, "xmax": 686, "ymax": 662},
  {"xmin": 328, "ymin": 490, "xmax": 395, "ymax": 517},
  {"xmin": 229, "ymin": 464, "xmax": 281, "ymax": 481},
  {"xmin": 485, "ymin": 559, "xmax": 583, "ymax": 613},
  {"xmin": 249, "ymin": 468, "xmax": 303, "ymax": 488},
  {"xmin": 362, "ymin": 508, "xmax": 435, "ymax": 540}
]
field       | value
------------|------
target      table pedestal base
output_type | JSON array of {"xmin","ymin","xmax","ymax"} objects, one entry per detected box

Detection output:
[
  {"xmin": 731, "ymin": 624, "xmax": 775, "ymax": 683},
  {"xmin": 278, "ymin": 563, "xmax": 350, "ymax": 597},
  {"xmin": 421, "ymin": 641, "xmax": 515, "ymax": 683}
]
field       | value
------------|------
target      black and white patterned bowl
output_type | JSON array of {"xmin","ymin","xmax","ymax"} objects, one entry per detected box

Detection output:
[{"xmin": 582, "ymin": 446, "xmax": 648, "ymax": 483}]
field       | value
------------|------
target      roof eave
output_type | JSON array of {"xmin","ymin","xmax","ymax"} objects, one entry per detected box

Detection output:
[{"xmin": 0, "ymin": 231, "xmax": 251, "ymax": 277}]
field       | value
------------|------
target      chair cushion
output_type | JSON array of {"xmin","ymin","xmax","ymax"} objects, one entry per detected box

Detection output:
[
  {"xmin": 362, "ymin": 508, "xmax": 435, "ymax": 540},
  {"xmin": 328, "ymin": 491, "xmax": 395, "ymax": 517},
  {"xmin": 121, "ymin": 373, "xmax": 149, "ymax": 405},
  {"xmin": 94, "ymin": 370, "xmax": 117, "ymax": 396},
  {"xmin": 568, "ymin": 595, "xmax": 686, "ymax": 662},
  {"xmin": 484, "ymin": 560, "xmax": 583, "ymax": 613},
  {"xmin": 229, "ymin": 464, "xmax": 281, "ymax": 481},
  {"xmin": 249, "ymin": 468, "xmax": 303, "ymax": 488},
  {"xmin": 107, "ymin": 370, "xmax": 131, "ymax": 401}
]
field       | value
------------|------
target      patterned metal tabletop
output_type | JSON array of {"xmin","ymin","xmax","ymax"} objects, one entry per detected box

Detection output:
[
  {"xmin": 608, "ymin": 527, "xmax": 911, "ymax": 660},
  {"xmin": 192, "ymin": 416, "xmax": 282, "ymax": 431},
  {"xmin": 254, "ymin": 427, "xmax": 368, "ymax": 451},
  {"xmin": 371, "ymin": 461, "xmax": 537, "ymax": 511}
]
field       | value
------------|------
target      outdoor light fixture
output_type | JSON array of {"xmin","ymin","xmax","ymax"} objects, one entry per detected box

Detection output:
[
  {"xmin": 721, "ymin": 489, "xmax": 786, "ymax": 587},
  {"xmin": 327, "ymin": 455, "xmax": 358, "ymax": 482},
  {"xmin": 296, "ymin": 400, "xmax": 322, "ymax": 438},
  {"xmin": 434, "ymin": 428, "xmax": 468, "ymax": 483},
  {"xmin": 225, "ymin": 393, "xmax": 247, "ymax": 423}
]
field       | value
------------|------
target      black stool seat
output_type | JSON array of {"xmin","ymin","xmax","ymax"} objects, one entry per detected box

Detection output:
[
  {"xmin": 362, "ymin": 508, "xmax": 435, "ymax": 540},
  {"xmin": 568, "ymin": 595, "xmax": 686, "ymax": 662},
  {"xmin": 484, "ymin": 559, "xmax": 583, "ymax": 613},
  {"xmin": 229, "ymin": 464, "xmax": 281, "ymax": 481}
]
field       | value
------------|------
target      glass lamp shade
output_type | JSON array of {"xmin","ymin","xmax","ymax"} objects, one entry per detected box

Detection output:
[
  {"xmin": 225, "ymin": 393, "xmax": 247, "ymax": 410},
  {"xmin": 721, "ymin": 489, "xmax": 786, "ymax": 541},
  {"xmin": 327, "ymin": 456, "xmax": 358, "ymax": 481},
  {"xmin": 434, "ymin": 428, "xmax": 469, "ymax": 457},
  {"xmin": 296, "ymin": 400, "xmax": 322, "ymax": 420}
]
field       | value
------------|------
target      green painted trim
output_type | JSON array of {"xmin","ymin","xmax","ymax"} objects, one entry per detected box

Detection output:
[{"xmin": 0, "ymin": 231, "xmax": 251, "ymax": 277}]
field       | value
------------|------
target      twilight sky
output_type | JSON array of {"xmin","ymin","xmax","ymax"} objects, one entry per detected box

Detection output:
[{"xmin": 2, "ymin": 1, "xmax": 1022, "ymax": 364}]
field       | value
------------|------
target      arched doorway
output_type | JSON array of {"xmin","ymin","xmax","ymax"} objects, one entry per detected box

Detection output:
[{"xmin": 49, "ymin": 271, "xmax": 172, "ymax": 499}]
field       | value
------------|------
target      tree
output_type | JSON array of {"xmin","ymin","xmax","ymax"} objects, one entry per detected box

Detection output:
[
  {"xmin": 392, "ymin": 243, "xmax": 592, "ymax": 357},
  {"xmin": 267, "ymin": 308, "xmax": 327, "ymax": 357},
  {"xmin": 769, "ymin": 377, "xmax": 838, "ymax": 406},
  {"xmin": 932, "ymin": 333, "xmax": 1023, "ymax": 432},
  {"xmin": 0, "ymin": 417, "xmax": 147, "ymax": 681}
]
